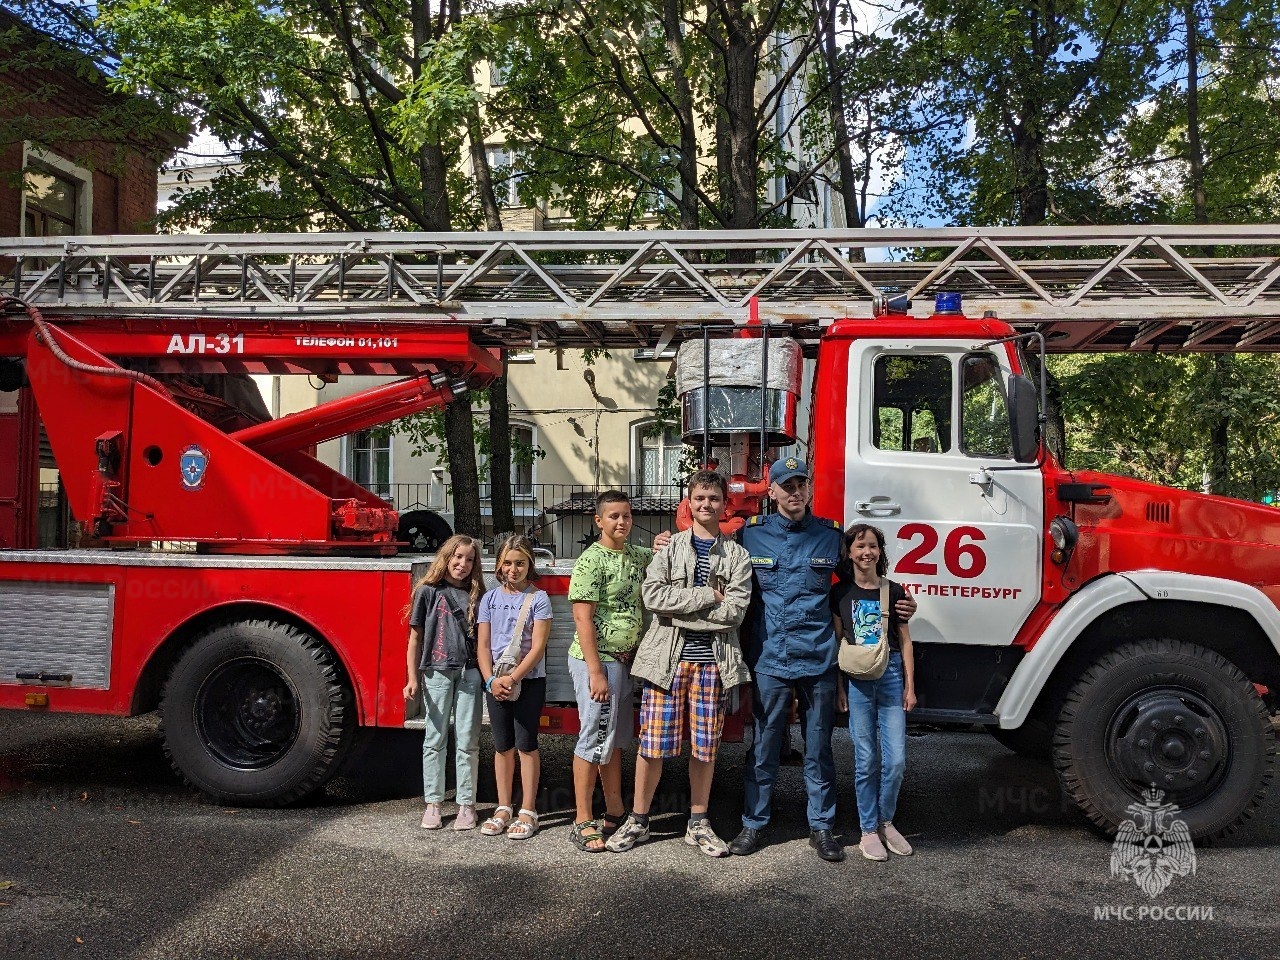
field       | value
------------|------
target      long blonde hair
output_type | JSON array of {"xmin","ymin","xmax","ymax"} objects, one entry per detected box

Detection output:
[{"xmin": 410, "ymin": 534, "xmax": 485, "ymax": 629}]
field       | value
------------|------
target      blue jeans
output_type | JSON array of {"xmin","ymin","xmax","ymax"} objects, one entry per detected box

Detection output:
[
  {"xmin": 742, "ymin": 669, "xmax": 838, "ymax": 831},
  {"xmin": 846, "ymin": 652, "xmax": 907, "ymax": 834},
  {"xmin": 420, "ymin": 666, "xmax": 483, "ymax": 804}
]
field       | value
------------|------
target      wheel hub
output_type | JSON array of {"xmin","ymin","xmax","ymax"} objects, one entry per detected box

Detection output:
[
  {"xmin": 1108, "ymin": 688, "xmax": 1230, "ymax": 804},
  {"xmin": 196, "ymin": 658, "xmax": 301, "ymax": 770}
]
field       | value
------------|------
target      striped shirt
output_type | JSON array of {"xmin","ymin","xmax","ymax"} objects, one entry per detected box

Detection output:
[{"xmin": 680, "ymin": 535, "xmax": 717, "ymax": 663}]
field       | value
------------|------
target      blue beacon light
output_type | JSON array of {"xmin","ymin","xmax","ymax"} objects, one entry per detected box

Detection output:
[{"xmin": 934, "ymin": 292, "xmax": 963, "ymax": 314}]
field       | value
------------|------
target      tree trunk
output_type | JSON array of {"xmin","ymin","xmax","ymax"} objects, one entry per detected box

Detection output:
[
  {"xmin": 487, "ymin": 356, "xmax": 515, "ymax": 539},
  {"xmin": 662, "ymin": 0, "xmax": 701, "ymax": 230},
  {"xmin": 464, "ymin": 69, "xmax": 516, "ymax": 537},
  {"xmin": 816, "ymin": 0, "xmax": 863, "ymax": 231},
  {"xmin": 719, "ymin": 0, "xmax": 761, "ymax": 237},
  {"xmin": 1184, "ymin": 0, "xmax": 1209, "ymax": 226},
  {"xmin": 445, "ymin": 396, "xmax": 483, "ymax": 536},
  {"xmin": 1184, "ymin": 3, "xmax": 1228, "ymax": 494}
]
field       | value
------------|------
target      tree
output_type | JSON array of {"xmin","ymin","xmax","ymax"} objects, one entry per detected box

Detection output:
[
  {"xmin": 100, "ymin": 0, "xmax": 521, "ymax": 536},
  {"xmin": 1054, "ymin": 352, "xmax": 1280, "ymax": 502},
  {"xmin": 885, "ymin": 0, "xmax": 1163, "ymax": 227},
  {"xmin": 1117, "ymin": 0, "xmax": 1280, "ymax": 225},
  {"xmin": 492, "ymin": 0, "xmax": 830, "ymax": 236},
  {"xmin": 1052, "ymin": 0, "xmax": 1280, "ymax": 498}
]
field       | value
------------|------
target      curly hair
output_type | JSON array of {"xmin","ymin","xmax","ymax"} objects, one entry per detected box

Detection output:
[{"xmin": 839, "ymin": 523, "xmax": 889, "ymax": 578}]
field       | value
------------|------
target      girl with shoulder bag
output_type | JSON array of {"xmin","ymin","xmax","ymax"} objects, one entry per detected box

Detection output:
[
  {"xmin": 831, "ymin": 523, "xmax": 918, "ymax": 862},
  {"xmin": 478, "ymin": 535, "xmax": 552, "ymax": 839},
  {"xmin": 404, "ymin": 534, "xmax": 486, "ymax": 831}
]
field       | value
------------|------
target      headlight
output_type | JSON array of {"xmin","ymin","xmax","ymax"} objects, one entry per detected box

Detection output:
[{"xmin": 1049, "ymin": 516, "xmax": 1079, "ymax": 555}]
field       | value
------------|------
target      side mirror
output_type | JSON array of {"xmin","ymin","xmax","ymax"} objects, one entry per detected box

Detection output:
[{"xmin": 1008, "ymin": 374, "xmax": 1040, "ymax": 464}]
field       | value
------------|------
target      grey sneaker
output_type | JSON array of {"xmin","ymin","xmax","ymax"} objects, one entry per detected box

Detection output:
[
  {"xmin": 420, "ymin": 803, "xmax": 442, "ymax": 830},
  {"xmin": 859, "ymin": 831, "xmax": 888, "ymax": 861},
  {"xmin": 453, "ymin": 804, "xmax": 477, "ymax": 831},
  {"xmin": 879, "ymin": 822, "xmax": 913, "ymax": 856},
  {"xmin": 684, "ymin": 820, "xmax": 730, "ymax": 858},
  {"xmin": 604, "ymin": 814, "xmax": 650, "ymax": 852}
]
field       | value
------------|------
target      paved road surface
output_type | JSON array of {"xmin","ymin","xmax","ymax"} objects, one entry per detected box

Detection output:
[{"xmin": 0, "ymin": 713, "xmax": 1275, "ymax": 959}]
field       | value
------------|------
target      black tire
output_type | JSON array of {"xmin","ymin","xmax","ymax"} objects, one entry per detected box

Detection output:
[
  {"xmin": 1053, "ymin": 638, "xmax": 1276, "ymax": 841},
  {"xmin": 160, "ymin": 619, "xmax": 355, "ymax": 806},
  {"xmin": 989, "ymin": 716, "xmax": 1053, "ymax": 762},
  {"xmin": 397, "ymin": 509, "xmax": 452, "ymax": 554}
]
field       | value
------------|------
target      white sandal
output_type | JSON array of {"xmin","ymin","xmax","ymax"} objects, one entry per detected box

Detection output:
[
  {"xmin": 480, "ymin": 805, "xmax": 513, "ymax": 836},
  {"xmin": 507, "ymin": 809, "xmax": 539, "ymax": 840}
]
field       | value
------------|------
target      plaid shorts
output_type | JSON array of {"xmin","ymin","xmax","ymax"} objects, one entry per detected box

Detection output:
[{"xmin": 639, "ymin": 661, "xmax": 727, "ymax": 762}]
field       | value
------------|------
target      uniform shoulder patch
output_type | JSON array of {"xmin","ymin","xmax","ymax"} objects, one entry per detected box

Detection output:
[
  {"xmin": 830, "ymin": 519, "xmax": 841, "ymax": 529},
  {"xmin": 747, "ymin": 515, "xmax": 762, "ymax": 525}
]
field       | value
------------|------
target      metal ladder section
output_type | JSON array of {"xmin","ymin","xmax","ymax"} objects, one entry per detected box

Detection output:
[{"xmin": 6, "ymin": 225, "xmax": 1280, "ymax": 352}]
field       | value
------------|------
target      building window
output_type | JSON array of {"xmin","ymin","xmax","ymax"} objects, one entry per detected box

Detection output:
[
  {"xmin": 481, "ymin": 422, "xmax": 537, "ymax": 498},
  {"xmin": 484, "ymin": 145, "xmax": 522, "ymax": 207},
  {"xmin": 511, "ymin": 422, "xmax": 535, "ymax": 497},
  {"xmin": 488, "ymin": 60, "xmax": 509, "ymax": 86},
  {"xmin": 634, "ymin": 421, "xmax": 684, "ymax": 493},
  {"xmin": 20, "ymin": 145, "xmax": 92, "ymax": 237},
  {"xmin": 346, "ymin": 429, "xmax": 391, "ymax": 498},
  {"xmin": 24, "ymin": 168, "xmax": 78, "ymax": 237}
]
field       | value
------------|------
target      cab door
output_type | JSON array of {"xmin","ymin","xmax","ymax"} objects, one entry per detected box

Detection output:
[{"xmin": 843, "ymin": 341, "xmax": 1042, "ymax": 647}]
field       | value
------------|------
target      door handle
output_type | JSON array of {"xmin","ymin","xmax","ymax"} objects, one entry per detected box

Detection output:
[{"xmin": 854, "ymin": 496, "xmax": 901, "ymax": 516}]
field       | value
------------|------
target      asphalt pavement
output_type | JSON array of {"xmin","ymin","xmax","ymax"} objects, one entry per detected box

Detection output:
[{"xmin": 0, "ymin": 711, "xmax": 1275, "ymax": 960}]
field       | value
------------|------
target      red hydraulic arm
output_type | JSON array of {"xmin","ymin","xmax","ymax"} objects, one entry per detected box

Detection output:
[
  {"xmin": 231, "ymin": 372, "xmax": 465, "ymax": 457},
  {"xmin": 3, "ymin": 299, "xmax": 499, "ymax": 554}
]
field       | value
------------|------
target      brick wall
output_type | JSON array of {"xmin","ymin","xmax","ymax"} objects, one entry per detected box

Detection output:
[{"xmin": 0, "ymin": 30, "xmax": 185, "ymax": 238}]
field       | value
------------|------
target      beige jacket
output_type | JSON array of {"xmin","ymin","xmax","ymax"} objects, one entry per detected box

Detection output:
[{"xmin": 630, "ymin": 529, "xmax": 753, "ymax": 690}]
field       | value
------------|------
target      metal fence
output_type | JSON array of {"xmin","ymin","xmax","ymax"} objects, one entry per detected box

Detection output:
[
  {"xmin": 32, "ymin": 477, "xmax": 681, "ymax": 558},
  {"xmin": 384, "ymin": 481, "xmax": 683, "ymax": 558}
]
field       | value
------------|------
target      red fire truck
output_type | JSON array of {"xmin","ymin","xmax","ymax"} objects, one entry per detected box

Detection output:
[{"xmin": 1, "ymin": 228, "xmax": 1276, "ymax": 842}]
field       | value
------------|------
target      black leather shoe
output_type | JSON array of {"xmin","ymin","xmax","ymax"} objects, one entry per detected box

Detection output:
[
  {"xmin": 809, "ymin": 829, "xmax": 846, "ymax": 863},
  {"xmin": 729, "ymin": 827, "xmax": 763, "ymax": 856}
]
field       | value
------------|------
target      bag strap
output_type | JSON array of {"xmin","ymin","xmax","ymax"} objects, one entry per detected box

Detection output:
[
  {"xmin": 879, "ymin": 580, "xmax": 891, "ymax": 644},
  {"xmin": 497, "ymin": 589, "xmax": 537, "ymax": 666}
]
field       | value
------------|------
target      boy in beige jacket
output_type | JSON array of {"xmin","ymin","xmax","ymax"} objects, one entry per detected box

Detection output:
[{"xmin": 606, "ymin": 470, "xmax": 752, "ymax": 857}]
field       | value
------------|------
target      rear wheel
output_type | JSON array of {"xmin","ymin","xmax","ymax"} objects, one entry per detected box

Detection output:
[
  {"xmin": 1053, "ymin": 638, "xmax": 1275, "ymax": 841},
  {"xmin": 160, "ymin": 619, "xmax": 355, "ymax": 806}
]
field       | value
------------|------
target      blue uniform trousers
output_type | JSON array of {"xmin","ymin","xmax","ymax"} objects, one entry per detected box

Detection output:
[{"xmin": 741, "ymin": 668, "xmax": 838, "ymax": 831}]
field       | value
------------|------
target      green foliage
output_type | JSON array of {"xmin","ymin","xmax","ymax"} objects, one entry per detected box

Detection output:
[
  {"xmin": 1119, "ymin": 0, "xmax": 1280, "ymax": 223},
  {"xmin": 1053, "ymin": 353, "xmax": 1280, "ymax": 502},
  {"xmin": 391, "ymin": 392, "xmax": 546, "ymax": 481},
  {"xmin": 98, "ymin": 0, "xmax": 488, "ymax": 231},
  {"xmin": 882, "ymin": 0, "xmax": 1166, "ymax": 227},
  {"xmin": 488, "ymin": 0, "xmax": 827, "ymax": 231}
]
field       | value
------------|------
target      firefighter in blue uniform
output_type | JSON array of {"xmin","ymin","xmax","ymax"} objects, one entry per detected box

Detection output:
[{"xmin": 729, "ymin": 457, "xmax": 915, "ymax": 863}]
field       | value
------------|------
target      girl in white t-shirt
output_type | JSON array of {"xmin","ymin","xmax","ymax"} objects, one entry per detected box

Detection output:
[{"xmin": 478, "ymin": 535, "xmax": 553, "ymax": 839}]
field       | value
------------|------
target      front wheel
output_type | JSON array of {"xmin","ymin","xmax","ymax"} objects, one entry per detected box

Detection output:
[
  {"xmin": 160, "ymin": 619, "xmax": 355, "ymax": 806},
  {"xmin": 1053, "ymin": 638, "xmax": 1275, "ymax": 841}
]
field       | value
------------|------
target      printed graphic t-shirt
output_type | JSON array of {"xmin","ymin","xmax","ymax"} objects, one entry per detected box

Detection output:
[
  {"xmin": 478, "ymin": 586, "xmax": 552, "ymax": 679},
  {"xmin": 409, "ymin": 582, "xmax": 477, "ymax": 669},
  {"xmin": 567, "ymin": 540, "xmax": 653, "ymax": 661},
  {"xmin": 829, "ymin": 579, "xmax": 909, "ymax": 653}
]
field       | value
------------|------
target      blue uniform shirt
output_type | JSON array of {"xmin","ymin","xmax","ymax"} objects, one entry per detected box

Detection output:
[{"xmin": 740, "ymin": 511, "xmax": 842, "ymax": 680}]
